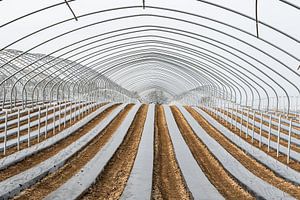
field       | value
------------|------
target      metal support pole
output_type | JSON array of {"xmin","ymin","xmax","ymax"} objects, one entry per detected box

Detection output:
[
  {"xmin": 64, "ymin": 101, "xmax": 67, "ymax": 128},
  {"xmin": 267, "ymin": 114, "xmax": 272, "ymax": 152},
  {"xmin": 235, "ymin": 104, "xmax": 238, "ymax": 130},
  {"xmin": 3, "ymin": 110, "xmax": 8, "ymax": 155},
  {"xmin": 59, "ymin": 102, "xmax": 61, "ymax": 131},
  {"xmin": 70, "ymin": 102, "xmax": 73, "ymax": 125},
  {"xmin": 259, "ymin": 112, "xmax": 263, "ymax": 147},
  {"xmin": 45, "ymin": 104, "xmax": 48, "ymax": 139},
  {"xmin": 27, "ymin": 109, "xmax": 30, "ymax": 147},
  {"xmin": 277, "ymin": 115, "xmax": 282, "ymax": 157},
  {"xmin": 252, "ymin": 111, "xmax": 255, "ymax": 143},
  {"xmin": 287, "ymin": 119, "xmax": 292, "ymax": 164},
  {"xmin": 38, "ymin": 106, "xmax": 41, "ymax": 143},
  {"xmin": 246, "ymin": 108, "xmax": 250, "ymax": 138},
  {"xmin": 17, "ymin": 108, "xmax": 20, "ymax": 151},
  {"xmin": 52, "ymin": 103, "xmax": 56, "ymax": 135}
]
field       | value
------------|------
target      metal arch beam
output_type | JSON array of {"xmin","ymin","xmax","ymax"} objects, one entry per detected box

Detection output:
[
  {"xmin": 2, "ymin": 23, "xmax": 286, "ymax": 104},
  {"xmin": 32, "ymin": 32, "xmax": 268, "ymax": 109},
  {"xmin": 1, "ymin": 26, "xmax": 292, "ymax": 111},
  {"xmin": 103, "ymin": 46, "xmax": 256, "ymax": 107},
  {"xmin": 1, "ymin": 5, "xmax": 298, "ymax": 62},
  {"xmin": 84, "ymin": 52, "xmax": 238, "ymax": 104},
  {"xmin": 3, "ymin": 28, "xmax": 268, "ymax": 111},
  {"xmin": 0, "ymin": 7, "xmax": 296, "ymax": 112},
  {"xmin": 1, "ymin": 13, "xmax": 298, "ymax": 95},
  {"xmin": 49, "ymin": 36, "xmax": 255, "ymax": 108},
  {"xmin": 7, "ymin": 25, "xmax": 282, "ymax": 110}
]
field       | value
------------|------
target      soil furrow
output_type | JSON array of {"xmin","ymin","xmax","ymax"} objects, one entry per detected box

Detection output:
[
  {"xmin": 81, "ymin": 104, "xmax": 148, "ymax": 199},
  {"xmin": 170, "ymin": 106, "xmax": 253, "ymax": 200},
  {"xmin": 0, "ymin": 104, "xmax": 117, "ymax": 181},
  {"xmin": 184, "ymin": 107, "xmax": 300, "ymax": 199},
  {"xmin": 151, "ymin": 105, "xmax": 191, "ymax": 200},
  {"xmin": 13, "ymin": 104, "xmax": 133, "ymax": 200}
]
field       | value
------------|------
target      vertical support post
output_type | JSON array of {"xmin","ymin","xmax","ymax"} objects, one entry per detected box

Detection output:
[
  {"xmin": 53, "ymin": 103, "xmax": 56, "ymax": 135},
  {"xmin": 252, "ymin": 111, "xmax": 255, "ymax": 143},
  {"xmin": 240, "ymin": 109, "xmax": 243, "ymax": 136},
  {"xmin": 38, "ymin": 106, "xmax": 41, "ymax": 143},
  {"xmin": 246, "ymin": 108, "xmax": 250, "ymax": 138},
  {"xmin": 277, "ymin": 115, "xmax": 282, "ymax": 157},
  {"xmin": 3, "ymin": 110, "xmax": 8, "ymax": 155},
  {"xmin": 287, "ymin": 119, "xmax": 292, "ymax": 164},
  {"xmin": 226, "ymin": 103, "xmax": 229, "ymax": 125},
  {"xmin": 45, "ymin": 104, "xmax": 48, "ymax": 139},
  {"xmin": 70, "ymin": 102, "xmax": 73, "ymax": 125},
  {"xmin": 259, "ymin": 112, "xmax": 263, "ymax": 147},
  {"xmin": 235, "ymin": 104, "xmax": 238, "ymax": 130},
  {"xmin": 64, "ymin": 101, "xmax": 67, "ymax": 128},
  {"xmin": 27, "ymin": 109, "xmax": 30, "ymax": 147},
  {"xmin": 267, "ymin": 114, "xmax": 272, "ymax": 152},
  {"xmin": 59, "ymin": 102, "xmax": 61, "ymax": 131},
  {"xmin": 230, "ymin": 103, "xmax": 233, "ymax": 129},
  {"xmin": 17, "ymin": 108, "xmax": 20, "ymax": 151}
]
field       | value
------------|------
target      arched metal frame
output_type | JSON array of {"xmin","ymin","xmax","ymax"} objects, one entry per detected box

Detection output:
[{"xmin": 0, "ymin": 3, "xmax": 299, "ymax": 114}]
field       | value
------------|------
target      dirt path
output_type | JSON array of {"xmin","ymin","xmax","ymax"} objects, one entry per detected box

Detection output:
[
  {"xmin": 151, "ymin": 105, "xmax": 191, "ymax": 200},
  {"xmin": 81, "ymin": 104, "xmax": 148, "ymax": 199},
  {"xmin": 184, "ymin": 107, "xmax": 300, "ymax": 199},
  {"xmin": 171, "ymin": 106, "xmax": 253, "ymax": 200},
  {"xmin": 13, "ymin": 104, "xmax": 133, "ymax": 200}
]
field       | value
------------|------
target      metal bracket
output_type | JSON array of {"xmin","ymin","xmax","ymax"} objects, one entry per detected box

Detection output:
[{"xmin": 65, "ymin": 0, "xmax": 78, "ymax": 21}]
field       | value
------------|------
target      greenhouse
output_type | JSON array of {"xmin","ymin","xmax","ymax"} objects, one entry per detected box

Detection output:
[{"xmin": 0, "ymin": 0, "xmax": 299, "ymax": 199}]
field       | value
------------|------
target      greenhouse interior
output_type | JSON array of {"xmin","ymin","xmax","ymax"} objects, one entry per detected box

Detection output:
[{"xmin": 0, "ymin": 0, "xmax": 300, "ymax": 199}]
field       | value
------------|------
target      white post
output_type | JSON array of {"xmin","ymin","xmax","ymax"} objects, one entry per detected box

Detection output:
[
  {"xmin": 287, "ymin": 119, "xmax": 292, "ymax": 164},
  {"xmin": 230, "ymin": 103, "xmax": 233, "ymax": 129},
  {"xmin": 17, "ymin": 108, "xmax": 20, "ymax": 151},
  {"xmin": 226, "ymin": 103, "xmax": 229, "ymax": 125},
  {"xmin": 59, "ymin": 102, "xmax": 61, "ymax": 131},
  {"xmin": 240, "ymin": 106, "xmax": 243, "ymax": 136},
  {"xmin": 259, "ymin": 112, "xmax": 263, "ymax": 147},
  {"xmin": 277, "ymin": 115, "xmax": 282, "ymax": 157},
  {"xmin": 3, "ymin": 110, "xmax": 8, "ymax": 155},
  {"xmin": 45, "ymin": 104, "xmax": 48, "ymax": 139},
  {"xmin": 70, "ymin": 102, "xmax": 73, "ymax": 125},
  {"xmin": 235, "ymin": 104, "xmax": 238, "ymax": 130},
  {"xmin": 246, "ymin": 109, "xmax": 250, "ymax": 138},
  {"xmin": 64, "ymin": 101, "xmax": 67, "ymax": 128},
  {"xmin": 27, "ymin": 109, "xmax": 30, "ymax": 147},
  {"xmin": 38, "ymin": 106, "xmax": 41, "ymax": 143},
  {"xmin": 267, "ymin": 114, "xmax": 272, "ymax": 152},
  {"xmin": 73, "ymin": 102, "xmax": 76, "ymax": 122},
  {"xmin": 252, "ymin": 111, "xmax": 255, "ymax": 143},
  {"xmin": 53, "ymin": 104, "xmax": 56, "ymax": 135},
  {"xmin": 81, "ymin": 101, "xmax": 84, "ymax": 119}
]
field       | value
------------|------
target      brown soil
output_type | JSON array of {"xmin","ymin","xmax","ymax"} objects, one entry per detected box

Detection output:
[
  {"xmin": 185, "ymin": 106, "xmax": 300, "ymax": 199},
  {"xmin": 13, "ymin": 104, "xmax": 133, "ymax": 200},
  {"xmin": 0, "ymin": 104, "xmax": 118, "ymax": 181},
  {"xmin": 151, "ymin": 105, "xmax": 192, "ymax": 200},
  {"xmin": 171, "ymin": 106, "xmax": 253, "ymax": 200},
  {"xmin": 202, "ymin": 108, "xmax": 300, "ymax": 172},
  {"xmin": 81, "ymin": 104, "xmax": 148, "ymax": 199}
]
